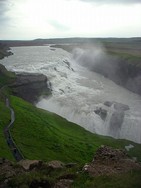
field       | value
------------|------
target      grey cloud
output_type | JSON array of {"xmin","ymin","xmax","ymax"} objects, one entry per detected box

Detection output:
[
  {"xmin": 0, "ymin": 0, "xmax": 9, "ymax": 18},
  {"xmin": 0, "ymin": 0, "xmax": 12, "ymax": 26},
  {"xmin": 79, "ymin": 0, "xmax": 141, "ymax": 4},
  {"xmin": 49, "ymin": 20, "xmax": 70, "ymax": 31}
]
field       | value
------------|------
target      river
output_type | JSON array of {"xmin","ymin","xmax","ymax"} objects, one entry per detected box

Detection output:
[{"xmin": 1, "ymin": 45, "xmax": 141, "ymax": 143}]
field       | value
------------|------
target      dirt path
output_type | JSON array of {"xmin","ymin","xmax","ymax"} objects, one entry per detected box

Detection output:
[{"xmin": 4, "ymin": 98, "xmax": 24, "ymax": 161}]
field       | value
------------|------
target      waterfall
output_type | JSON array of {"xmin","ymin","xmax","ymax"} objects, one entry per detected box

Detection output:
[{"xmin": 1, "ymin": 46, "xmax": 141, "ymax": 143}]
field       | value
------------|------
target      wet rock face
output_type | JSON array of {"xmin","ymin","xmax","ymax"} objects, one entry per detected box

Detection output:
[
  {"xmin": 109, "ymin": 111, "xmax": 124, "ymax": 137},
  {"xmin": 108, "ymin": 102, "xmax": 129, "ymax": 137},
  {"xmin": 126, "ymin": 75, "xmax": 141, "ymax": 95},
  {"xmin": 11, "ymin": 73, "xmax": 51, "ymax": 103},
  {"xmin": 104, "ymin": 101, "xmax": 129, "ymax": 111},
  {"xmin": 102, "ymin": 101, "xmax": 130, "ymax": 137},
  {"xmin": 113, "ymin": 102, "xmax": 129, "ymax": 111},
  {"xmin": 94, "ymin": 108, "xmax": 107, "ymax": 120},
  {"xmin": 94, "ymin": 101, "xmax": 130, "ymax": 138},
  {"xmin": 104, "ymin": 101, "xmax": 113, "ymax": 107}
]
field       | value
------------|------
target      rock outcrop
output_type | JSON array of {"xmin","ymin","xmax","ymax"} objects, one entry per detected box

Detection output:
[
  {"xmin": 0, "ymin": 43, "xmax": 13, "ymax": 60},
  {"xmin": 0, "ymin": 158, "xmax": 75, "ymax": 188},
  {"xmin": 94, "ymin": 108, "xmax": 107, "ymax": 120},
  {"xmin": 10, "ymin": 73, "xmax": 51, "ymax": 103},
  {"xmin": 83, "ymin": 145, "xmax": 141, "ymax": 176}
]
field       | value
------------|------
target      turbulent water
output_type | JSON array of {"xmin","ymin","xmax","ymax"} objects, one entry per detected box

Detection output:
[{"xmin": 1, "ymin": 46, "xmax": 141, "ymax": 143}]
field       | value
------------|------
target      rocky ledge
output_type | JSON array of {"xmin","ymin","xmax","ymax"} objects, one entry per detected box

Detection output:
[{"xmin": 10, "ymin": 73, "xmax": 51, "ymax": 104}]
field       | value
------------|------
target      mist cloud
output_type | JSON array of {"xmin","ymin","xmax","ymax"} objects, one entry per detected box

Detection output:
[
  {"xmin": 72, "ymin": 44, "xmax": 141, "ymax": 95},
  {"xmin": 72, "ymin": 44, "xmax": 119, "ymax": 82}
]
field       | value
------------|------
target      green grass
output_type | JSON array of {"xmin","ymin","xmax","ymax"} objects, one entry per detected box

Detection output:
[
  {"xmin": 0, "ymin": 101, "xmax": 14, "ymax": 160},
  {"xmin": 9, "ymin": 95, "xmax": 141, "ymax": 164},
  {"xmin": 107, "ymin": 51, "xmax": 141, "ymax": 67},
  {"xmin": 73, "ymin": 170, "xmax": 141, "ymax": 188}
]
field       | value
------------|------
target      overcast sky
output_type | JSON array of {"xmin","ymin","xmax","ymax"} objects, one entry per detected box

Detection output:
[{"xmin": 0, "ymin": 0, "xmax": 141, "ymax": 40}]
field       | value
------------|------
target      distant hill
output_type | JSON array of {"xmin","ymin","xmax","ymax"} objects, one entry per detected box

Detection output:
[{"xmin": 0, "ymin": 37, "xmax": 141, "ymax": 47}]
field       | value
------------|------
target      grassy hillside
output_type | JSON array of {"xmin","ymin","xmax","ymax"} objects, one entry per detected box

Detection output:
[
  {"xmin": 0, "ymin": 101, "xmax": 14, "ymax": 160},
  {"xmin": 0, "ymin": 95, "xmax": 141, "ymax": 187},
  {"xmin": 4, "ymin": 95, "xmax": 140, "ymax": 164}
]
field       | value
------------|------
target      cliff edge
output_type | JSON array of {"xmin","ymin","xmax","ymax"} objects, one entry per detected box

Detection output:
[{"xmin": 10, "ymin": 73, "xmax": 51, "ymax": 104}]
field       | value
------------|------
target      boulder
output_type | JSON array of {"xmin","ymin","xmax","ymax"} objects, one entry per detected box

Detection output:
[
  {"xmin": 114, "ymin": 102, "xmax": 129, "ymax": 111},
  {"xmin": 104, "ymin": 101, "xmax": 129, "ymax": 111},
  {"xmin": 18, "ymin": 160, "xmax": 41, "ymax": 170},
  {"xmin": 47, "ymin": 160, "xmax": 65, "ymax": 169},
  {"xmin": 104, "ymin": 101, "xmax": 113, "ymax": 107}
]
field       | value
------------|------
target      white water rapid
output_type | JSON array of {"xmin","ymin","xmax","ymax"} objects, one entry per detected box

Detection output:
[{"xmin": 1, "ymin": 46, "xmax": 141, "ymax": 143}]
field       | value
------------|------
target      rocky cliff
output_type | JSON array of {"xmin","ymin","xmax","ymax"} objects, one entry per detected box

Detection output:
[
  {"xmin": 11, "ymin": 73, "xmax": 51, "ymax": 104},
  {"xmin": 0, "ymin": 43, "xmax": 13, "ymax": 60}
]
